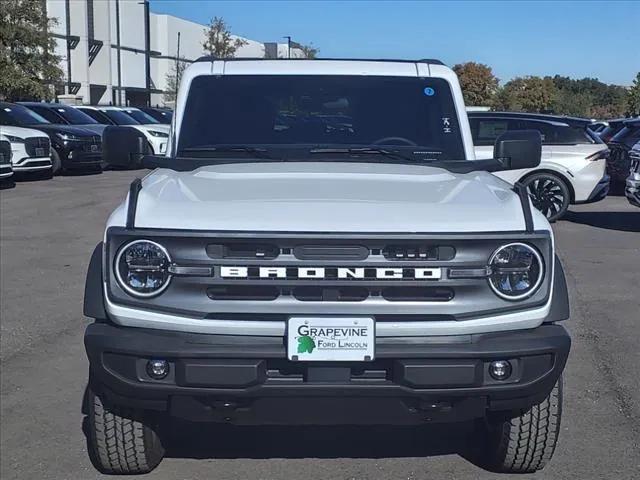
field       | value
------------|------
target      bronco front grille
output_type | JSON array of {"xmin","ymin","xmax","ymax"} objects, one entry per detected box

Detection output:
[{"xmin": 106, "ymin": 229, "xmax": 554, "ymax": 320}]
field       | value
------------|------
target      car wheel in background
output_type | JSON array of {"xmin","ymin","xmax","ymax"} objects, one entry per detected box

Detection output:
[
  {"xmin": 51, "ymin": 149, "xmax": 62, "ymax": 175},
  {"xmin": 523, "ymin": 172, "xmax": 571, "ymax": 222}
]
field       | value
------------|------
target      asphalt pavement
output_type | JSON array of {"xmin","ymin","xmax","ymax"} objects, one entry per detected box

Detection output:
[{"xmin": 1, "ymin": 170, "xmax": 639, "ymax": 479}]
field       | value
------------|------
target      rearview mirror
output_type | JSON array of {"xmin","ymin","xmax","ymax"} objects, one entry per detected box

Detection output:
[
  {"xmin": 102, "ymin": 126, "xmax": 151, "ymax": 169},
  {"xmin": 493, "ymin": 130, "xmax": 542, "ymax": 170}
]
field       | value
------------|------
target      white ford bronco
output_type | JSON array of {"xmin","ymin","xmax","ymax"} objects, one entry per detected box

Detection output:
[{"xmin": 84, "ymin": 58, "xmax": 571, "ymax": 474}]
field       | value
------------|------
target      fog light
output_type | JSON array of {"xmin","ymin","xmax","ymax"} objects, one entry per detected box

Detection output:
[
  {"xmin": 489, "ymin": 360, "xmax": 512, "ymax": 381},
  {"xmin": 146, "ymin": 359, "xmax": 169, "ymax": 379}
]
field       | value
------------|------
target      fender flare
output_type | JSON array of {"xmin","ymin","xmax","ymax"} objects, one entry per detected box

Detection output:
[{"xmin": 84, "ymin": 242, "xmax": 107, "ymax": 320}]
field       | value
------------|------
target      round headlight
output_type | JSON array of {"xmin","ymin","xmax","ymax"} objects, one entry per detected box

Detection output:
[
  {"xmin": 115, "ymin": 240, "xmax": 172, "ymax": 297},
  {"xmin": 488, "ymin": 243, "xmax": 543, "ymax": 300}
]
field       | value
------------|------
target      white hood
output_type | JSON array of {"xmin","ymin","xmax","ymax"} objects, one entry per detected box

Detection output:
[
  {"xmin": 111, "ymin": 162, "xmax": 549, "ymax": 233},
  {"xmin": 0, "ymin": 125, "xmax": 50, "ymax": 139}
]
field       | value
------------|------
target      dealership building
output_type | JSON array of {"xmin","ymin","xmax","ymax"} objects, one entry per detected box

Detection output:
[{"xmin": 45, "ymin": 0, "xmax": 302, "ymax": 107}]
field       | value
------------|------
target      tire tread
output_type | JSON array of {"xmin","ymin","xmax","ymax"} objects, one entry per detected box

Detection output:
[{"xmin": 88, "ymin": 390, "xmax": 163, "ymax": 474}]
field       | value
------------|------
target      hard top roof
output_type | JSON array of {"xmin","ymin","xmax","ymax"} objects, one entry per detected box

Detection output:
[
  {"xmin": 194, "ymin": 57, "xmax": 444, "ymax": 65},
  {"xmin": 467, "ymin": 110, "xmax": 596, "ymax": 127}
]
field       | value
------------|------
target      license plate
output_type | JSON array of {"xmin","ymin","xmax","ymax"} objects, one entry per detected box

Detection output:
[
  {"xmin": 288, "ymin": 317, "xmax": 375, "ymax": 361},
  {"xmin": 90, "ymin": 144, "xmax": 99, "ymax": 152},
  {"xmin": 35, "ymin": 147, "xmax": 45, "ymax": 157}
]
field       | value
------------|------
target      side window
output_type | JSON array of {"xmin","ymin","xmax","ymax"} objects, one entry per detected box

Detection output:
[
  {"xmin": 80, "ymin": 109, "xmax": 104, "ymax": 123},
  {"xmin": 28, "ymin": 107, "xmax": 63, "ymax": 124},
  {"xmin": 517, "ymin": 120, "xmax": 556, "ymax": 144},
  {"xmin": 470, "ymin": 118, "xmax": 514, "ymax": 146}
]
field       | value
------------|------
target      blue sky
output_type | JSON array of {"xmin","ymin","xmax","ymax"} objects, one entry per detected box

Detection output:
[{"xmin": 150, "ymin": 0, "xmax": 639, "ymax": 86}]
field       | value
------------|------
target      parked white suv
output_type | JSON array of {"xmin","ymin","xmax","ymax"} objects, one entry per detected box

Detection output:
[
  {"xmin": 0, "ymin": 125, "xmax": 53, "ymax": 175},
  {"xmin": 85, "ymin": 58, "xmax": 570, "ymax": 475},
  {"xmin": 73, "ymin": 106, "xmax": 169, "ymax": 154},
  {"xmin": 469, "ymin": 111, "xmax": 610, "ymax": 221}
]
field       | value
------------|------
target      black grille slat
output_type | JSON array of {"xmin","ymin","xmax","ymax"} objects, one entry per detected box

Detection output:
[
  {"xmin": 24, "ymin": 137, "xmax": 50, "ymax": 157},
  {"xmin": 382, "ymin": 287, "xmax": 454, "ymax": 302}
]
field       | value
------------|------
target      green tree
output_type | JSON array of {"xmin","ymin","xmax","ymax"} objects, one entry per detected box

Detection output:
[
  {"xmin": 628, "ymin": 72, "xmax": 640, "ymax": 116},
  {"xmin": 549, "ymin": 75, "xmax": 628, "ymax": 118},
  {"xmin": 0, "ymin": 0, "xmax": 63, "ymax": 101},
  {"xmin": 453, "ymin": 62, "xmax": 499, "ymax": 107},
  {"xmin": 298, "ymin": 43, "xmax": 319, "ymax": 59},
  {"xmin": 163, "ymin": 58, "xmax": 188, "ymax": 104},
  {"xmin": 202, "ymin": 17, "xmax": 247, "ymax": 58},
  {"xmin": 495, "ymin": 76, "xmax": 556, "ymax": 113}
]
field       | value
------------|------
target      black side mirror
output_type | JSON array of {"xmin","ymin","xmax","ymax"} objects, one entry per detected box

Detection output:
[
  {"xmin": 493, "ymin": 130, "xmax": 542, "ymax": 170},
  {"xmin": 102, "ymin": 126, "xmax": 151, "ymax": 170}
]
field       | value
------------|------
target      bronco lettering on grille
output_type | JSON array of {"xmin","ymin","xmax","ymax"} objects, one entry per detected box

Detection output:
[{"xmin": 220, "ymin": 266, "xmax": 442, "ymax": 280}]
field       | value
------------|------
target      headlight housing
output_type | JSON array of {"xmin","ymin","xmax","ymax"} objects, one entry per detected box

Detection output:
[
  {"xmin": 148, "ymin": 130, "xmax": 169, "ymax": 138},
  {"xmin": 3, "ymin": 134, "xmax": 25, "ymax": 143},
  {"xmin": 115, "ymin": 240, "xmax": 172, "ymax": 297},
  {"xmin": 488, "ymin": 243, "xmax": 544, "ymax": 300},
  {"xmin": 56, "ymin": 132, "xmax": 80, "ymax": 141}
]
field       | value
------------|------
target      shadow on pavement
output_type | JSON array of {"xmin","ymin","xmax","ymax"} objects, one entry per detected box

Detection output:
[
  {"xmin": 564, "ymin": 210, "xmax": 640, "ymax": 233},
  {"xmin": 164, "ymin": 420, "xmax": 474, "ymax": 460}
]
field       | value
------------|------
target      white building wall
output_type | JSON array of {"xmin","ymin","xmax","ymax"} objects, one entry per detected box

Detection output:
[{"xmin": 46, "ymin": 0, "xmax": 307, "ymax": 107}]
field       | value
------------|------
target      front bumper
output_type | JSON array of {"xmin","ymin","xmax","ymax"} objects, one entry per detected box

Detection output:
[
  {"xmin": 0, "ymin": 164, "xmax": 13, "ymax": 178},
  {"xmin": 626, "ymin": 173, "xmax": 640, "ymax": 207},
  {"xmin": 85, "ymin": 322, "xmax": 570, "ymax": 425},
  {"xmin": 58, "ymin": 143, "xmax": 102, "ymax": 168},
  {"xmin": 12, "ymin": 156, "xmax": 52, "ymax": 172}
]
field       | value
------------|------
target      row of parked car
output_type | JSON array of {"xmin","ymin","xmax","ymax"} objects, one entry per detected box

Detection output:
[
  {"xmin": 468, "ymin": 112, "xmax": 640, "ymax": 219},
  {"xmin": 1, "ymin": 102, "xmax": 638, "ymax": 215},
  {"xmin": 0, "ymin": 102, "xmax": 172, "ymax": 178}
]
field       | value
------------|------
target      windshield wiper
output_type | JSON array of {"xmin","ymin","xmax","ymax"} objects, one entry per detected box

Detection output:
[
  {"xmin": 309, "ymin": 147, "xmax": 416, "ymax": 162},
  {"xmin": 180, "ymin": 145, "xmax": 273, "ymax": 159}
]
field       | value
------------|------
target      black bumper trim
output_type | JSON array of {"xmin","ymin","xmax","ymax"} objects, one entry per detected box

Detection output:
[{"xmin": 86, "ymin": 323, "xmax": 570, "ymax": 422}]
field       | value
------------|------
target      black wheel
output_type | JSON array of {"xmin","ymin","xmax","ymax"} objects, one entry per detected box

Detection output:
[
  {"xmin": 87, "ymin": 388, "xmax": 165, "ymax": 474},
  {"xmin": 523, "ymin": 173, "xmax": 570, "ymax": 222},
  {"xmin": 468, "ymin": 378, "xmax": 563, "ymax": 474},
  {"xmin": 50, "ymin": 149, "xmax": 62, "ymax": 175}
]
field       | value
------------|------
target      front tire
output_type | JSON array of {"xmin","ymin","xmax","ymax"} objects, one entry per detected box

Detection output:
[
  {"xmin": 87, "ymin": 388, "xmax": 165, "ymax": 474},
  {"xmin": 469, "ymin": 377, "xmax": 563, "ymax": 473},
  {"xmin": 50, "ymin": 149, "xmax": 62, "ymax": 175},
  {"xmin": 523, "ymin": 173, "xmax": 570, "ymax": 222}
]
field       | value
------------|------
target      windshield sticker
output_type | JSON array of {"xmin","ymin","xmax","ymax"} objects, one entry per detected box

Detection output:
[
  {"xmin": 423, "ymin": 87, "xmax": 435, "ymax": 96},
  {"xmin": 442, "ymin": 117, "xmax": 452, "ymax": 134}
]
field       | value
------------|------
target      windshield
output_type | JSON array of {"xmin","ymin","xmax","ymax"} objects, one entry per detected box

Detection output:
[
  {"xmin": 0, "ymin": 104, "xmax": 50, "ymax": 126},
  {"xmin": 102, "ymin": 110, "xmax": 140, "ymax": 126},
  {"xmin": 54, "ymin": 106, "xmax": 98, "ymax": 125},
  {"xmin": 124, "ymin": 109, "xmax": 160, "ymax": 124},
  {"xmin": 178, "ymin": 75, "xmax": 465, "ymax": 162}
]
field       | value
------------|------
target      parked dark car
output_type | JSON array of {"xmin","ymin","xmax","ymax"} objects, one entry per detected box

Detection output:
[
  {"xmin": 607, "ymin": 118, "xmax": 640, "ymax": 184},
  {"xmin": 19, "ymin": 102, "xmax": 107, "ymax": 136},
  {"xmin": 598, "ymin": 118, "xmax": 628, "ymax": 143},
  {"xmin": 0, "ymin": 102, "xmax": 102, "ymax": 174},
  {"xmin": 626, "ymin": 141, "xmax": 640, "ymax": 207},
  {"xmin": 137, "ymin": 106, "xmax": 173, "ymax": 124}
]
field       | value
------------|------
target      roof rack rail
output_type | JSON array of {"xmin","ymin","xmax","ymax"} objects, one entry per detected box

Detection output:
[{"xmin": 194, "ymin": 56, "xmax": 445, "ymax": 65}]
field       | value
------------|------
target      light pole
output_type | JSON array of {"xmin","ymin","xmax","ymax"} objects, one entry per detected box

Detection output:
[
  {"xmin": 283, "ymin": 36, "xmax": 291, "ymax": 59},
  {"xmin": 175, "ymin": 32, "xmax": 181, "ymax": 101}
]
